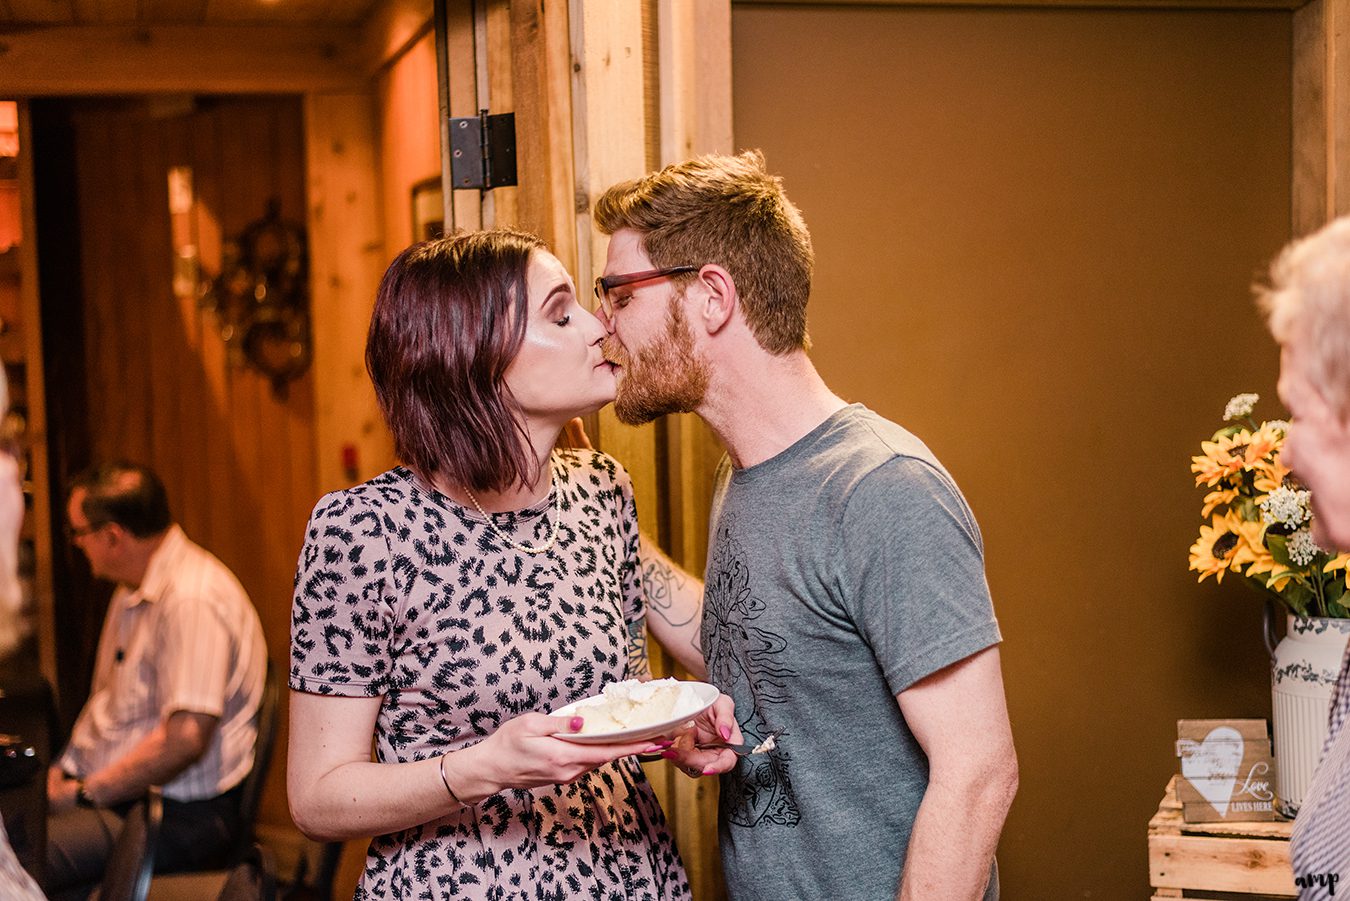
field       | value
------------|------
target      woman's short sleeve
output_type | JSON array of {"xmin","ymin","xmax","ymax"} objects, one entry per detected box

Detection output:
[{"xmin": 289, "ymin": 491, "xmax": 399, "ymax": 697}]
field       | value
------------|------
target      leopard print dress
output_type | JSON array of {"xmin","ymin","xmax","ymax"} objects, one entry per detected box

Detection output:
[{"xmin": 289, "ymin": 450, "xmax": 690, "ymax": 901}]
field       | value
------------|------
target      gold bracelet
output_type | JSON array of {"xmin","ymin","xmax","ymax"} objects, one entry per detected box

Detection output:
[{"xmin": 438, "ymin": 753, "xmax": 465, "ymax": 807}]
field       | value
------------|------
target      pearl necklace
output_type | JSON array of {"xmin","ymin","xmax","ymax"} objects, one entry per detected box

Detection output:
[{"xmin": 463, "ymin": 468, "xmax": 560, "ymax": 555}]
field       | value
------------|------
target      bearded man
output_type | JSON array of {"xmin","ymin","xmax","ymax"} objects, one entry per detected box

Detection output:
[{"xmin": 592, "ymin": 151, "xmax": 1017, "ymax": 901}]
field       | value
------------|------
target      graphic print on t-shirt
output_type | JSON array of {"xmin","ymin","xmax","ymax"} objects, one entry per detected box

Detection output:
[{"xmin": 704, "ymin": 515, "xmax": 801, "ymax": 828}]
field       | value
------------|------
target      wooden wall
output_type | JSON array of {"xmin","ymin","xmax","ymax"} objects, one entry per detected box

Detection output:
[{"xmin": 54, "ymin": 95, "xmax": 315, "ymax": 836}]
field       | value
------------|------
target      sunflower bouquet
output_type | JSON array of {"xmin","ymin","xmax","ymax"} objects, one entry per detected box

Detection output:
[{"xmin": 1189, "ymin": 393, "xmax": 1350, "ymax": 617}]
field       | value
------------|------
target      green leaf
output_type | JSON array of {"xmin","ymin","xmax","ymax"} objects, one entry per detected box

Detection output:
[{"xmin": 1268, "ymin": 533, "xmax": 1294, "ymax": 567}]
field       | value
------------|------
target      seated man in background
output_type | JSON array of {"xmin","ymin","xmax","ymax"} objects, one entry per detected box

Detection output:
[{"xmin": 45, "ymin": 463, "xmax": 266, "ymax": 900}]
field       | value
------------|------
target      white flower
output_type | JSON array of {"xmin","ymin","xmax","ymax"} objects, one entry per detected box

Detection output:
[
  {"xmin": 1224, "ymin": 393, "xmax": 1260, "ymax": 421},
  {"xmin": 1261, "ymin": 486, "xmax": 1313, "ymax": 528},
  {"xmin": 1288, "ymin": 528, "xmax": 1323, "ymax": 567},
  {"xmin": 1265, "ymin": 419, "xmax": 1291, "ymax": 435}
]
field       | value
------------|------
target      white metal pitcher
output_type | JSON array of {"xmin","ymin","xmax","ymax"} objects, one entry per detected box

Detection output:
[{"xmin": 1267, "ymin": 611, "xmax": 1350, "ymax": 816}]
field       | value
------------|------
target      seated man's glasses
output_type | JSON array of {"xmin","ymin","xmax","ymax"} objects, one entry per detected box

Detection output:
[{"xmin": 593, "ymin": 266, "xmax": 699, "ymax": 319}]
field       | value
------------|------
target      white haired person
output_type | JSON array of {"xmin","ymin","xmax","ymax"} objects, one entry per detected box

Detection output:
[
  {"xmin": 0, "ymin": 368, "xmax": 46, "ymax": 900},
  {"xmin": 1262, "ymin": 215, "xmax": 1350, "ymax": 898}
]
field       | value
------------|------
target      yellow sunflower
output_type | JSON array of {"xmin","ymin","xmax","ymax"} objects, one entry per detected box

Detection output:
[
  {"xmin": 1245, "ymin": 423, "xmax": 1283, "ymax": 464},
  {"xmin": 1253, "ymin": 455, "xmax": 1292, "ymax": 496},
  {"xmin": 1325, "ymin": 553, "xmax": 1350, "ymax": 575},
  {"xmin": 1190, "ymin": 512, "xmax": 1258, "ymax": 583},
  {"xmin": 1192, "ymin": 432, "xmax": 1254, "ymax": 487},
  {"xmin": 1201, "ymin": 487, "xmax": 1239, "ymax": 517},
  {"xmin": 1246, "ymin": 523, "xmax": 1296, "ymax": 589}
]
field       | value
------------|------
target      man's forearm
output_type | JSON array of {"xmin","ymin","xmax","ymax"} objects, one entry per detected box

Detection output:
[
  {"xmin": 897, "ymin": 758, "xmax": 1017, "ymax": 900},
  {"xmin": 638, "ymin": 534, "xmax": 707, "ymax": 678},
  {"xmin": 83, "ymin": 711, "xmax": 217, "ymax": 805}
]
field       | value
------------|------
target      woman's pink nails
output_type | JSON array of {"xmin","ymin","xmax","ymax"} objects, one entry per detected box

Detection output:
[
  {"xmin": 661, "ymin": 750, "xmax": 679, "ymax": 760},
  {"xmin": 719, "ymin": 725, "xmax": 732, "ymax": 741},
  {"xmin": 569, "ymin": 716, "xmax": 584, "ymax": 732}
]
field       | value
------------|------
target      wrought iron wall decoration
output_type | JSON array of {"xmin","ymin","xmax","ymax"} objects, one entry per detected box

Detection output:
[{"xmin": 202, "ymin": 199, "xmax": 311, "ymax": 396}]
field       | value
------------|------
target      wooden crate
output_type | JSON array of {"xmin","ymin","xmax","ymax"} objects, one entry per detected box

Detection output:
[{"xmin": 1148, "ymin": 775, "xmax": 1295, "ymax": 899}]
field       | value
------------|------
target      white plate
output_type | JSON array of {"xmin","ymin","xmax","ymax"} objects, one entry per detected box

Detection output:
[{"xmin": 552, "ymin": 681, "xmax": 719, "ymax": 744}]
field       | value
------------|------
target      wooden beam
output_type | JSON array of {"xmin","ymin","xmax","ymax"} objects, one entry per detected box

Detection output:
[
  {"xmin": 0, "ymin": 25, "xmax": 368, "ymax": 95},
  {"xmin": 482, "ymin": 0, "xmax": 516, "ymax": 228},
  {"xmin": 570, "ymin": 0, "xmax": 648, "ymax": 307},
  {"xmin": 446, "ymin": 0, "xmax": 483, "ymax": 232},
  {"xmin": 504, "ymin": 0, "xmax": 577, "ymax": 267},
  {"xmin": 1293, "ymin": 0, "xmax": 1328, "ymax": 233},
  {"xmin": 303, "ymin": 92, "xmax": 393, "ymax": 493},
  {"xmin": 1292, "ymin": 0, "xmax": 1350, "ymax": 232},
  {"xmin": 1335, "ymin": 0, "xmax": 1350, "ymax": 217},
  {"xmin": 658, "ymin": 0, "xmax": 732, "ymax": 165},
  {"xmin": 15, "ymin": 101, "xmax": 57, "ymax": 693}
]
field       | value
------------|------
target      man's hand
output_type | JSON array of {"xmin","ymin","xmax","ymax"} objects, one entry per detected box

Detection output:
[
  {"xmin": 75, "ymin": 709, "xmax": 220, "ymax": 807},
  {"xmin": 560, "ymin": 417, "xmax": 594, "ymax": 451}
]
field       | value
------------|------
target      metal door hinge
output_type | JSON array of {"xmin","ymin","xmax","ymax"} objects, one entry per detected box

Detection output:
[{"xmin": 450, "ymin": 109, "xmax": 518, "ymax": 190}]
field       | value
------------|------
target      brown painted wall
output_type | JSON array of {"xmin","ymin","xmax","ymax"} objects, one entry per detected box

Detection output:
[{"xmin": 733, "ymin": 5, "xmax": 1290, "ymax": 895}]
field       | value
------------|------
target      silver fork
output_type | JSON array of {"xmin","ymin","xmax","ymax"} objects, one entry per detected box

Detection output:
[{"xmin": 697, "ymin": 728, "xmax": 784, "ymax": 756}]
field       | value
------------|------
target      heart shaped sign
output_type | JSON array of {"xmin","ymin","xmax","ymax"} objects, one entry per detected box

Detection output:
[{"xmin": 1179, "ymin": 725, "xmax": 1244, "ymax": 816}]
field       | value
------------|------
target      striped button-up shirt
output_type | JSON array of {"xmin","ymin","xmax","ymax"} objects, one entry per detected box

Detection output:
[
  {"xmin": 58, "ymin": 525, "xmax": 266, "ymax": 802},
  {"xmin": 1291, "ymin": 641, "xmax": 1350, "ymax": 898}
]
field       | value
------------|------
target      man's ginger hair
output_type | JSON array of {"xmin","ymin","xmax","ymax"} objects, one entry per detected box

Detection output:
[{"xmin": 595, "ymin": 150, "xmax": 814, "ymax": 355}]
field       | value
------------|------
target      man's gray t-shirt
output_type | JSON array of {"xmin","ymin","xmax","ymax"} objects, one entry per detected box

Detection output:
[{"xmin": 703, "ymin": 404, "xmax": 1002, "ymax": 901}]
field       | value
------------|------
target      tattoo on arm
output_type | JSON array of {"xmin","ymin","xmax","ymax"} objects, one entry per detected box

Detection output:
[
  {"xmin": 626, "ymin": 618, "xmax": 651, "ymax": 680},
  {"xmin": 642, "ymin": 557, "xmax": 698, "ymax": 628},
  {"xmin": 642, "ymin": 555, "xmax": 704, "ymax": 659}
]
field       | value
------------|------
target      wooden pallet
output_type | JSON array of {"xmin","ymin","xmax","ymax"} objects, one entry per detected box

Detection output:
[{"xmin": 1148, "ymin": 775, "xmax": 1296, "ymax": 899}]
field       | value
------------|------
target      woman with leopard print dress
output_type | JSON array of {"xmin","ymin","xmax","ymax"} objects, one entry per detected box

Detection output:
[{"xmin": 286, "ymin": 229, "xmax": 737, "ymax": 900}]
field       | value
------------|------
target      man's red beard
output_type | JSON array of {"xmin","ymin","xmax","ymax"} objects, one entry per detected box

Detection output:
[{"xmin": 603, "ymin": 298, "xmax": 710, "ymax": 425}]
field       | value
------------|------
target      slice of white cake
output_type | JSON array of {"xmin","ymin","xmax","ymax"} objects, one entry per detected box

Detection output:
[{"xmin": 574, "ymin": 678, "xmax": 689, "ymax": 735}]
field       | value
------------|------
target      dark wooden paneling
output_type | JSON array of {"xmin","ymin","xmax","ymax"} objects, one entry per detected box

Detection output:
[{"xmin": 57, "ymin": 95, "xmax": 315, "ymax": 836}]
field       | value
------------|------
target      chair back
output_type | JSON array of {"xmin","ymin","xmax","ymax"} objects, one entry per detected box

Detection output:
[
  {"xmin": 99, "ymin": 786, "xmax": 162, "ymax": 901},
  {"xmin": 229, "ymin": 661, "xmax": 279, "ymax": 864}
]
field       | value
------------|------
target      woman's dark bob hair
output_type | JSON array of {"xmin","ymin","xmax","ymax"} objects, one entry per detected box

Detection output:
[{"xmin": 366, "ymin": 228, "xmax": 546, "ymax": 493}]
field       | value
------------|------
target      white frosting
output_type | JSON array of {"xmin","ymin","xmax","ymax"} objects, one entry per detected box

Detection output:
[
  {"xmin": 752, "ymin": 734, "xmax": 777, "ymax": 754},
  {"xmin": 573, "ymin": 678, "xmax": 703, "ymax": 735}
]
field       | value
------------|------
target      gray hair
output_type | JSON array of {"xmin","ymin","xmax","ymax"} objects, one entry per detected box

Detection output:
[{"xmin": 1260, "ymin": 216, "xmax": 1350, "ymax": 419}]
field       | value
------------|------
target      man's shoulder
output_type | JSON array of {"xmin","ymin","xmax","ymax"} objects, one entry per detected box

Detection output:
[
  {"xmin": 831, "ymin": 406, "xmax": 937, "ymax": 468},
  {"xmin": 791, "ymin": 406, "xmax": 949, "ymax": 495},
  {"xmin": 157, "ymin": 530, "xmax": 254, "ymax": 610},
  {"xmin": 811, "ymin": 409, "xmax": 979, "ymax": 533}
]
